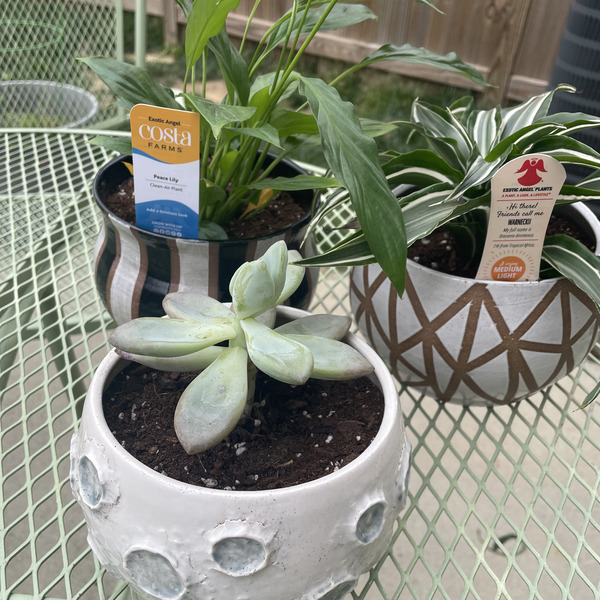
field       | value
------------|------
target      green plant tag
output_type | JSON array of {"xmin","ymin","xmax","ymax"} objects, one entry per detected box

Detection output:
[{"xmin": 475, "ymin": 154, "xmax": 566, "ymax": 281}]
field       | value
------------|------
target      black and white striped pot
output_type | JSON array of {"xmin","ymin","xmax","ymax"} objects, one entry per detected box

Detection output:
[{"xmin": 93, "ymin": 155, "xmax": 317, "ymax": 325}]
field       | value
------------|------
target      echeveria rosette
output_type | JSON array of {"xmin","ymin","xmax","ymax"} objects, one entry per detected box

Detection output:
[{"xmin": 108, "ymin": 241, "xmax": 373, "ymax": 454}]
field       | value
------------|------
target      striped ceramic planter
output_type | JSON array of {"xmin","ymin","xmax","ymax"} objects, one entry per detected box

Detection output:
[
  {"xmin": 93, "ymin": 155, "xmax": 317, "ymax": 325},
  {"xmin": 350, "ymin": 203, "xmax": 600, "ymax": 405}
]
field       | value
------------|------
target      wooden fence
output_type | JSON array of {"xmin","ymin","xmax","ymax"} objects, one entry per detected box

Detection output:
[{"xmin": 127, "ymin": 0, "xmax": 573, "ymax": 104}]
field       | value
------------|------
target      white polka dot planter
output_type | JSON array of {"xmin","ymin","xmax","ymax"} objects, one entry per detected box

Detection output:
[
  {"xmin": 70, "ymin": 306, "xmax": 411, "ymax": 600},
  {"xmin": 351, "ymin": 203, "xmax": 600, "ymax": 405}
]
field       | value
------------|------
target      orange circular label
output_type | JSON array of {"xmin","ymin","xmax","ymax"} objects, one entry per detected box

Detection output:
[{"xmin": 491, "ymin": 256, "xmax": 526, "ymax": 281}]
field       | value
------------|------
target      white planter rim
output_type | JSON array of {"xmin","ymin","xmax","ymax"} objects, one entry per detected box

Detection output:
[{"xmin": 90, "ymin": 306, "xmax": 400, "ymax": 498}]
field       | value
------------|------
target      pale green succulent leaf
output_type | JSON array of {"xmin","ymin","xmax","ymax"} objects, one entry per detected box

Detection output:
[
  {"xmin": 174, "ymin": 347, "xmax": 249, "ymax": 454},
  {"xmin": 275, "ymin": 314, "xmax": 351, "ymax": 339},
  {"xmin": 163, "ymin": 293, "xmax": 235, "ymax": 324},
  {"xmin": 276, "ymin": 249, "xmax": 305, "ymax": 305},
  {"xmin": 231, "ymin": 260, "xmax": 277, "ymax": 319},
  {"xmin": 108, "ymin": 318, "xmax": 236, "ymax": 357},
  {"xmin": 261, "ymin": 241, "xmax": 288, "ymax": 299},
  {"xmin": 542, "ymin": 234, "xmax": 600, "ymax": 309},
  {"xmin": 115, "ymin": 346, "xmax": 224, "ymax": 372},
  {"xmin": 241, "ymin": 318, "xmax": 313, "ymax": 385},
  {"xmin": 283, "ymin": 334, "xmax": 374, "ymax": 380}
]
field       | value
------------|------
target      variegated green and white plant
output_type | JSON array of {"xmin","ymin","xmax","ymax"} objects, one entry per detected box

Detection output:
[
  {"xmin": 108, "ymin": 241, "xmax": 373, "ymax": 454},
  {"xmin": 305, "ymin": 84, "xmax": 600, "ymax": 308}
]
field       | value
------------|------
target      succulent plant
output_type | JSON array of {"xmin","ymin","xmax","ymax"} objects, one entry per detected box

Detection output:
[{"xmin": 108, "ymin": 241, "xmax": 373, "ymax": 454}]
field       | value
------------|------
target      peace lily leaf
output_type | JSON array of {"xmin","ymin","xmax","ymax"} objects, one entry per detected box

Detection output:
[
  {"xmin": 275, "ymin": 314, "xmax": 351, "ymax": 339},
  {"xmin": 115, "ymin": 346, "xmax": 225, "ymax": 372},
  {"xmin": 80, "ymin": 57, "xmax": 180, "ymax": 110},
  {"xmin": 283, "ymin": 334, "xmax": 373, "ymax": 380},
  {"xmin": 198, "ymin": 220, "xmax": 229, "ymax": 240},
  {"xmin": 231, "ymin": 260, "xmax": 277, "ymax": 319},
  {"xmin": 225, "ymin": 124, "xmax": 282, "ymax": 148},
  {"xmin": 174, "ymin": 347, "xmax": 249, "ymax": 454},
  {"xmin": 341, "ymin": 44, "xmax": 487, "ymax": 87},
  {"xmin": 207, "ymin": 28, "xmax": 250, "ymax": 105},
  {"xmin": 270, "ymin": 109, "xmax": 319, "ymax": 137},
  {"xmin": 248, "ymin": 175, "xmax": 339, "ymax": 191},
  {"xmin": 276, "ymin": 249, "xmax": 305, "ymax": 304},
  {"xmin": 241, "ymin": 318, "xmax": 313, "ymax": 385},
  {"xmin": 240, "ymin": 189, "xmax": 274, "ymax": 218},
  {"xmin": 265, "ymin": 3, "xmax": 376, "ymax": 54},
  {"xmin": 89, "ymin": 135, "xmax": 132, "ymax": 156},
  {"xmin": 542, "ymin": 234, "xmax": 600, "ymax": 309},
  {"xmin": 109, "ymin": 318, "xmax": 236, "ymax": 357},
  {"xmin": 182, "ymin": 93, "xmax": 256, "ymax": 138},
  {"xmin": 184, "ymin": 0, "xmax": 239, "ymax": 85},
  {"xmin": 163, "ymin": 293, "xmax": 235, "ymax": 323},
  {"xmin": 298, "ymin": 75, "xmax": 407, "ymax": 296}
]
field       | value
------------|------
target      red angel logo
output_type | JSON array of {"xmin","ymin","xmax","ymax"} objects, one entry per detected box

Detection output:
[{"xmin": 515, "ymin": 158, "xmax": 547, "ymax": 186}]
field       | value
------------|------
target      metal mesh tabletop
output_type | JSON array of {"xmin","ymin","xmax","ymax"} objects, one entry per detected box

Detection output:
[{"xmin": 1, "ymin": 129, "xmax": 600, "ymax": 600}]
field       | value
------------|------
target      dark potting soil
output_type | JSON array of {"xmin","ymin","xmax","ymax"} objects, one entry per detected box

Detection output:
[
  {"xmin": 407, "ymin": 214, "xmax": 597, "ymax": 279},
  {"xmin": 103, "ymin": 363, "xmax": 384, "ymax": 491},
  {"xmin": 102, "ymin": 176, "xmax": 309, "ymax": 240}
]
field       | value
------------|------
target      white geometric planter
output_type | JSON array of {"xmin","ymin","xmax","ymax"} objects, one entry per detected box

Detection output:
[
  {"xmin": 70, "ymin": 306, "xmax": 411, "ymax": 600},
  {"xmin": 351, "ymin": 203, "xmax": 600, "ymax": 405}
]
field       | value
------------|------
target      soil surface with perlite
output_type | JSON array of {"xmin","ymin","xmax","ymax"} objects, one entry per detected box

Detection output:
[
  {"xmin": 103, "ymin": 363, "xmax": 384, "ymax": 491},
  {"xmin": 408, "ymin": 214, "xmax": 596, "ymax": 278},
  {"xmin": 103, "ymin": 177, "xmax": 310, "ymax": 240}
]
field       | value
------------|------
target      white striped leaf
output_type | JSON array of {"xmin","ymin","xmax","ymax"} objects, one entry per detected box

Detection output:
[
  {"xmin": 542, "ymin": 234, "xmax": 600, "ymax": 309},
  {"xmin": 529, "ymin": 136, "xmax": 600, "ymax": 169}
]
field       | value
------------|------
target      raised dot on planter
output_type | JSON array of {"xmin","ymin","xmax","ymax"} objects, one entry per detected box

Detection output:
[
  {"xmin": 124, "ymin": 548, "xmax": 185, "ymax": 599},
  {"xmin": 355, "ymin": 502, "xmax": 386, "ymax": 544},
  {"xmin": 212, "ymin": 536, "xmax": 267, "ymax": 576},
  {"xmin": 78, "ymin": 456, "xmax": 103, "ymax": 508}
]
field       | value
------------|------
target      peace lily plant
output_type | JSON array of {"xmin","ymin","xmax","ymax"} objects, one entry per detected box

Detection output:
[
  {"xmin": 108, "ymin": 241, "xmax": 373, "ymax": 453},
  {"xmin": 82, "ymin": 0, "xmax": 486, "ymax": 286}
]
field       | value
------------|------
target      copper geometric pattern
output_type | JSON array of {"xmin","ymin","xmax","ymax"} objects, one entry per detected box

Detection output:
[{"xmin": 351, "ymin": 264, "xmax": 600, "ymax": 405}]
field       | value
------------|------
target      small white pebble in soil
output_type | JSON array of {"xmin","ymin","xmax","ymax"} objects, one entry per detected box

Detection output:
[
  {"xmin": 296, "ymin": 453, "xmax": 302, "ymax": 458},
  {"xmin": 325, "ymin": 435, "xmax": 333, "ymax": 444},
  {"xmin": 431, "ymin": 261, "xmax": 438, "ymax": 269},
  {"xmin": 202, "ymin": 478, "xmax": 219, "ymax": 488},
  {"xmin": 314, "ymin": 443, "xmax": 319, "ymax": 447},
  {"xmin": 327, "ymin": 410, "xmax": 336, "ymax": 417},
  {"xmin": 302, "ymin": 410, "xmax": 311, "ymax": 419},
  {"xmin": 413, "ymin": 256, "xmax": 420, "ymax": 262},
  {"xmin": 254, "ymin": 419, "xmax": 261, "ymax": 427},
  {"xmin": 321, "ymin": 392, "xmax": 328, "ymax": 397},
  {"xmin": 118, "ymin": 412, "xmax": 124, "ymax": 420},
  {"xmin": 356, "ymin": 436, "xmax": 361, "ymax": 442},
  {"xmin": 253, "ymin": 474, "xmax": 259, "ymax": 481},
  {"xmin": 236, "ymin": 446, "xmax": 247, "ymax": 457}
]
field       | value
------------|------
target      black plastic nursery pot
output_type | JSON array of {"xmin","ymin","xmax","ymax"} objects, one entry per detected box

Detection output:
[{"xmin": 92, "ymin": 154, "xmax": 317, "ymax": 324}]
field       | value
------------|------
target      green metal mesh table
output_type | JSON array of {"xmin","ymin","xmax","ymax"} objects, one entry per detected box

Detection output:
[{"xmin": 1, "ymin": 129, "xmax": 600, "ymax": 600}]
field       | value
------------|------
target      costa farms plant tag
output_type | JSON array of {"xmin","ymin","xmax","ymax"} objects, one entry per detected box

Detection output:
[
  {"xmin": 130, "ymin": 104, "xmax": 200, "ymax": 238},
  {"xmin": 475, "ymin": 154, "xmax": 566, "ymax": 282}
]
